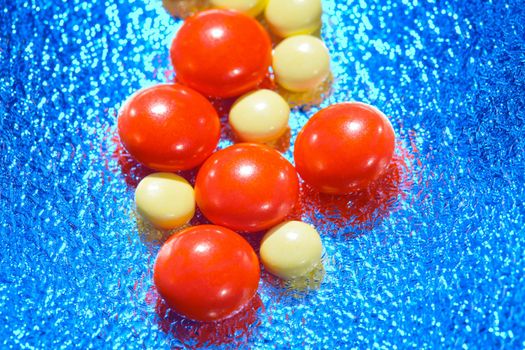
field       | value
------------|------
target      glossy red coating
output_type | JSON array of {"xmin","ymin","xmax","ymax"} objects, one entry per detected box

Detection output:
[
  {"xmin": 118, "ymin": 83, "xmax": 220, "ymax": 171},
  {"xmin": 170, "ymin": 10, "xmax": 272, "ymax": 98},
  {"xmin": 153, "ymin": 225, "xmax": 260, "ymax": 322},
  {"xmin": 294, "ymin": 102, "xmax": 396, "ymax": 194},
  {"xmin": 195, "ymin": 143, "xmax": 299, "ymax": 233}
]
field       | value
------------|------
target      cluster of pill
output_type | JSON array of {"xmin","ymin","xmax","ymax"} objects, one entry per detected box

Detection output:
[{"xmin": 118, "ymin": 0, "xmax": 396, "ymax": 322}]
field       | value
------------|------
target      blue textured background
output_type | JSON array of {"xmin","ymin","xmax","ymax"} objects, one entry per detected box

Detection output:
[{"xmin": 1, "ymin": 0, "xmax": 524, "ymax": 348}]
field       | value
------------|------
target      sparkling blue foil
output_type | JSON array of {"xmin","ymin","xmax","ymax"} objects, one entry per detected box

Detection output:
[{"xmin": 1, "ymin": 0, "xmax": 524, "ymax": 348}]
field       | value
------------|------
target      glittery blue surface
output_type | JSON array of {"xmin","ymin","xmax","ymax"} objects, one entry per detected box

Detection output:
[{"xmin": 1, "ymin": 0, "xmax": 524, "ymax": 348}]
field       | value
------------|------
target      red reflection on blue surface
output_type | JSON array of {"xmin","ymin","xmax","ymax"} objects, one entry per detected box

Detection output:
[
  {"xmin": 289, "ymin": 144, "xmax": 414, "ymax": 236},
  {"xmin": 112, "ymin": 133, "xmax": 199, "ymax": 188},
  {"xmin": 149, "ymin": 290, "xmax": 264, "ymax": 348}
]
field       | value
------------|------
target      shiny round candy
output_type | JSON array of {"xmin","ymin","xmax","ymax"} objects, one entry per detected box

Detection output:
[
  {"xmin": 294, "ymin": 102, "xmax": 396, "ymax": 194},
  {"xmin": 118, "ymin": 84, "xmax": 220, "ymax": 171},
  {"xmin": 273, "ymin": 35, "xmax": 330, "ymax": 92},
  {"xmin": 210, "ymin": 0, "xmax": 267, "ymax": 17},
  {"xmin": 195, "ymin": 143, "xmax": 299, "ymax": 233},
  {"xmin": 135, "ymin": 173, "xmax": 195, "ymax": 230},
  {"xmin": 260, "ymin": 221, "xmax": 323, "ymax": 280},
  {"xmin": 154, "ymin": 225, "xmax": 260, "ymax": 322},
  {"xmin": 171, "ymin": 10, "xmax": 272, "ymax": 98},
  {"xmin": 229, "ymin": 89, "xmax": 290, "ymax": 143},
  {"xmin": 265, "ymin": 0, "xmax": 322, "ymax": 38}
]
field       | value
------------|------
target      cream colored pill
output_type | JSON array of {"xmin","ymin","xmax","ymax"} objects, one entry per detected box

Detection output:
[
  {"xmin": 265, "ymin": 0, "xmax": 322, "ymax": 37},
  {"xmin": 229, "ymin": 89, "xmax": 290, "ymax": 143},
  {"xmin": 273, "ymin": 35, "xmax": 330, "ymax": 92},
  {"xmin": 135, "ymin": 173, "xmax": 195, "ymax": 230},
  {"xmin": 210, "ymin": 0, "xmax": 267, "ymax": 17},
  {"xmin": 260, "ymin": 221, "xmax": 323, "ymax": 280}
]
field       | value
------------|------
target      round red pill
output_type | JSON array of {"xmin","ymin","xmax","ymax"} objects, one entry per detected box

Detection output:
[
  {"xmin": 118, "ymin": 84, "xmax": 220, "ymax": 171},
  {"xmin": 154, "ymin": 225, "xmax": 260, "ymax": 322},
  {"xmin": 195, "ymin": 143, "xmax": 299, "ymax": 233},
  {"xmin": 170, "ymin": 9, "xmax": 272, "ymax": 98},
  {"xmin": 294, "ymin": 102, "xmax": 396, "ymax": 194}
]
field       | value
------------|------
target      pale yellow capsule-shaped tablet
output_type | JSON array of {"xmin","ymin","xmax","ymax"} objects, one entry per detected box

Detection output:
[
  {"xmin": 260, "ymin": 221, "xmax": 323, "ymax": 280},
  {"xmin": 265, "ymin": 0, "xmax": 322, "ymax": 37},
  {"xmin": 229, "ymin": 89, "xmax": 290, "ymax": 143},
  {"xmin": 135, "ymin": 173, "xmax": 195, "ymax": 230},
  {"xmin": 273, "ymin": 35, "xmax": 330, "ymax": 92},
  {"xmin": 210, "ymin": 0, "xmax": 267, "ymax": 17}
]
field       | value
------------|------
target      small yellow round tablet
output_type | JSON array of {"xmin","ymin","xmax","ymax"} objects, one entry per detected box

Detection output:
[
  {"xmin": 135, "ymin": 173, "xmax": 195, "ymax": 230},
  {"xmin": 210, "ymin": 0, "xmax": 267, "ymax": 17},
  {"xmin": 162, "ymin": 0, "xmax": 207, "ymax": 18},
  {"xmin": 260, "ymin": 221, "xmax": 323, "ymax": 280},
  {"xmin": 265, "ymin": 0, "xmax": 322, "ymax": 38},
  {"xmin": 229, "ymin": 89, "xmax": 290, "ymax": 143},
  {"xmin": 273, "ymin": 35, "xmax": 330, "ymax": 92}
]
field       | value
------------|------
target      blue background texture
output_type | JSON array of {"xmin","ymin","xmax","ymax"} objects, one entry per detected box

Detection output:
[{"xmin": 1, "ymin": 0, "xmax": 524, "ymax": 348}]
